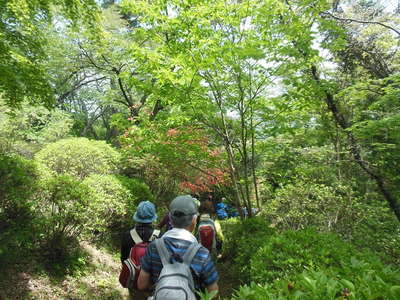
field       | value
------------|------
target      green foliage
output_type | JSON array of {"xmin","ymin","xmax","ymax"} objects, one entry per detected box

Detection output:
[
  {"xmin": 34, "ymin": 175, "xmax": 92, "ymax": 260},
  {"xmin": 233, "ymin": 263, "xmax": 400, "ymax": 300},
  {"xmin": 265, "ymin": 180, "xmax": 364, "ymax": 233},
  {"xmin": 121, "ymin": 150, "xmax": 182, "ymax": 207},
  {"xmin": 347, "ymin": 198, "xmax": 400, "ymax": 266},
  {"xmin": 339, "ymin": 75, "xmax": 400, "ymax": 190},
  {"xmin": 249, "ymin": 229, "xmax": 362, "ymax": 283},
  {"xmin": 226, "ymin": 222, "xmax": 400, "ymax": 300},
  {"xmin": 35, "ymin": 137, "xmax": 120, "ymax": 179},
  {"xmin": 46, "ymin": 243, "xmax": 90, "ymax": 277},
  {"xmin": 0, "ymin": 153, "xmax": 38, "ymax": 225},
  {"xmin": 222, "ymin": 217, "xmax": 276, "ymax": 282},
  {"xmin": 116, "ymin": 175, "xmax": 155, "ymax": 208},
  {"xmin": 0, "ymin": 0, "xmax": 99, "ymax": 107},
  {"xmin": 0, "ymin": 102, "xmax": 73, "ymax": 157},
  {"xmin": 0, "ymin": 153, "xmax": 38, "ymax": 264},
  {"xmin": 198, "ymin": 289, "xmax": 218, "ymax": 300},
  {"xmin": 83, "ymin": 174, "xmax": 133, "ymax": 233}
]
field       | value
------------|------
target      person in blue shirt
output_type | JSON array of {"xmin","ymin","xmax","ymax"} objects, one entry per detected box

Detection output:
[{"xmin": 138, "ymin": 195, "xmax": 219, "ymax": 298}]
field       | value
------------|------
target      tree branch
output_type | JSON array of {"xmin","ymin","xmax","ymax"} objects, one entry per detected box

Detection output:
[{"xmin": 321, "ymin": 11, "xmax": 400, "ymax": 36}]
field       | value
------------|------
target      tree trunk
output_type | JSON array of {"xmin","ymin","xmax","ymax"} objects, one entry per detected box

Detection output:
[
  {"xmin": 250, "ymin": 106, "xmax": 261, "ymax": 211},
  {"xmin": 310, "ymin": 65, "xmax": 400, "ymax": 222}
]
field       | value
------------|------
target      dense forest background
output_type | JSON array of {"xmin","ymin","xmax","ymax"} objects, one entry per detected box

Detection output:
[{"xmin": 1, "ymin": 0, "xmax": 399, "ymax": 299}]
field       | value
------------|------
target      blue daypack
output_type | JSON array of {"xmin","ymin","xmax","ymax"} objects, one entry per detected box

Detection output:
[{"xmin": 216, "ymin": 208, "xmax": 228, "ymax": 219}]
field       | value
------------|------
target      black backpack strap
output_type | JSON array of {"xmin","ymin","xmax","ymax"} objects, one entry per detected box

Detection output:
[
  {"xmin": 182, "ymin": 242, "xmax": 201, "ymax": 266},
  {"xmin": 155, "ymin": 238, "xmax": 170, "ymax": 267}
]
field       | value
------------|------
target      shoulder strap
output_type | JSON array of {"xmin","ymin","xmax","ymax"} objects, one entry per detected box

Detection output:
[
  {"xmin": 130, "ymin": 228, "xmax": 143, "ymax": 244},
  {"xmin": 155, "ymin": 238, "xmax": 170, "ymax": 266},
  {"xmin": 199, "ymin": 219, "xmax": 215, "ymax": 229},
  {"xmin": 151, "ymin": 229, "xmax": 160, "ymax": 241},
  {"xmin": 182, "ymin": 242, "xmax": 201, "ymax": 266}
]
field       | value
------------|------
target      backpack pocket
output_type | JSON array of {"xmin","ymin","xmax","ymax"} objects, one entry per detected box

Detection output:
[{"xmin": 119, "ymin": 258, "xmax": 136, "ymax": 288}]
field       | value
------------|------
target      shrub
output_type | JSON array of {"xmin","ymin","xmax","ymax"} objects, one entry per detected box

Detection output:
[
  {"xmin": 229, "ymin": 226, "xmax": 400, "ymax": 299},
  {"xmin": 265, "ymin": 181, "xmax": 364, "ymax": 233},
  {"xmin": 0, "ymin": 154, "xmax": 38, "ymax": 264},
  {"xmin": 116, "ymin": 175, "xmax": 154, "ymax": 203},
  {"xmin": 232, "ymin": 265, "xmax": 400, "ymax": 300},
  {"xmin": 116, "ymin": 175, "xmax": 155, "ymax": 215},
  {"xmin": 83, "ymin": 174, "xmax": 134, "ymax": 233},
  {"xmin": 249, "ymin": 229, "xmax": 362, "ymax": 283},
  {"xmin": 222, "ymin": 217, "xmax": 276, "ymax": 282},
  {"xmin": 0, "ymin": 103, "xmax": 73, "ymax": 157},
  {"xmin": 34, "ymin": 175, "xmax": 92, "ymax": 260},
  {"xmin": 35, "ymin": 137, "xmax": 120, "ymax": 179},
  {"xmin": 263, "ymin": 181, "xmax": 400, "ymax": 265},
  {"xmin": 347, "ymin": 198, "xmax": 400, "ymax": 266},
  {"xmin": 0, "ymin": 154, "xmax": 38, "ymax": 226}
]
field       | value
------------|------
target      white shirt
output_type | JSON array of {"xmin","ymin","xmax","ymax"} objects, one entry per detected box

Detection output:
[{"xmin": 162, "ymin": 227, "xmax": 197, "ymax": 243}]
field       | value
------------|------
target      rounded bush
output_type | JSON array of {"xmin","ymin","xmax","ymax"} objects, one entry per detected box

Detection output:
[
  {"xmin": 116, "ymin": 175, "xmax": 154, "ymax": 201},
  {"xmin": 116, "ymin": 175, "xmax": 155, "ymax": 208},
  {"xmin": 34, "ymin": 175, "xmax": 92, "ymax": 260},
  {"xmin": 222, "ymin": 217, "xmax": 276, "ymax": 282},
  {"xmin": 35, "ymin": 137, "xmax": 120, "ymax": 179},
  {"xmin": 83, "ymin": 174, "xmax": 134, "ymax": 233},
  {"xmin": 266, "ymin": 181, "xmax": 364, "ymax": 233},
  {"xmin": 0, "ymin": 154, "xmax": 38, "ymax": 226},
  {"xmin": 0, "ymin": 154, "xmax": 38, "ymax": 263}
]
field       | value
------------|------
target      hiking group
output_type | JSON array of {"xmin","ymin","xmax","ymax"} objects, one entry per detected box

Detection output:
[{"xmin": 119, "ymin": 195, "xmax": 223, "ymax": 300}]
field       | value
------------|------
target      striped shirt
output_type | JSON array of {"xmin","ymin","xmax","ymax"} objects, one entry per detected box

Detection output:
[{"xmin": 140, "ymin": 236, "xmax": 219, "ymax": 290}]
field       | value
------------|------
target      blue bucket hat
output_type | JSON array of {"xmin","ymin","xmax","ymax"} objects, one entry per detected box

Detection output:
[{"xmin": 133, "ymin": 201, "xmax": 157, "ymax": 223}]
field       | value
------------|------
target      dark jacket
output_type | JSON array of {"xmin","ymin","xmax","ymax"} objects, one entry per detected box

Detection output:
[{"xmin": 120, "ymin": 223, "xmax": 156, "ymax": 263}]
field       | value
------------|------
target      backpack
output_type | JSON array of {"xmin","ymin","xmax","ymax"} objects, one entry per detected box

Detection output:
[
  {"xmin": 216, "ymin": 208, "xmax": 228, "ymax": 219},
  {"xmin": 216, "ymin": 202, "xmax": 227, "ymax": 210},
  {"xmin": 153, "ymin": 238, "xmax": 201, "ymax": 300},
  {"xmin": 166, "ymin": 214, "xmax": 173, "ymax": 231},
  {"xmin": 119, "ymin": 228, "xmax": 160, "ymax": 289},
  {"xmin": 197, "ymin": 215, "xmax": 216, "ymax": 252}
]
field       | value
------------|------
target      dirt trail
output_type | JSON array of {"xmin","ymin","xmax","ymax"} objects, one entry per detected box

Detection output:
[
  {"xmin": 0, "ymin": 243, "xmax": 239, "ymax": 300},
  {"xmin": 0, "ymin": 243, "xmax": 128, "ymax": 300},
  {"xmin": 216, "ymin": 259, "xmax": 240, "ymax": 299}
]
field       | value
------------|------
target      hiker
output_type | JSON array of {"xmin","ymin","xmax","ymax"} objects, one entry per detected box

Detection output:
[
  {"xmin": 215, "ymin": 201, "xmax": 228, "ymax": 220},
  {"xmin": 157, "ymin": 197, "xmax": 200, "ymax": 234},
  {"xmin": 120, "ymin": 201, "xmax": 160, "ymax": 300},
  {"xmin": 157, "ymin": 211, "xmax": 173, "ymax": 234},
  {"xmin": 197, "ymin": 200, "xmax": 225, "ymax": 258},
  {"xmin": 138, "ymin": 195, "xmax": 219, "ymax": 299}
]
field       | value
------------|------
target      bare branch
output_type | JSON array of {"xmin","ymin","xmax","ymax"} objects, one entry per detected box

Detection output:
[
  {"xmin": 321, "ymin": 11, "xmax": 400, "ymax": 36},
  {"xmin": 57, "ymin": 76, "xmax": 107, "ymax": 103}
]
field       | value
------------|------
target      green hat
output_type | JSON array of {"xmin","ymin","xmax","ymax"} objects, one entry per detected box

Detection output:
[{"xmin": 170, "ymin": 195, "xmax": 198, "ymax": 227}]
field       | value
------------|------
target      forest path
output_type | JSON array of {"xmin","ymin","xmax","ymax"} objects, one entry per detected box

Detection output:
[
  {"xmin": 0, "ymin": 243, "xmax": 238, "ymax": 300},
  {"xmin": 216, "ymin": 258, "xmax": 240, "ymax": 299},
  {"xmin": 0, "ymin": 242, "xmax": 128, "ymax": 300}
]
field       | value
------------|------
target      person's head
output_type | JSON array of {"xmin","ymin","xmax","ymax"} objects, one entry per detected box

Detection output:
[
  {"xmin": 133, "ymin": 201, "xmax": 157, "ymax": 224},
  {"xmin": 169, "ymin": 195, "xmax": 199, "ymax": 232},
  {"xmin": 199, "ymin": 200, "xmax": 214, "ymax": 215}
]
